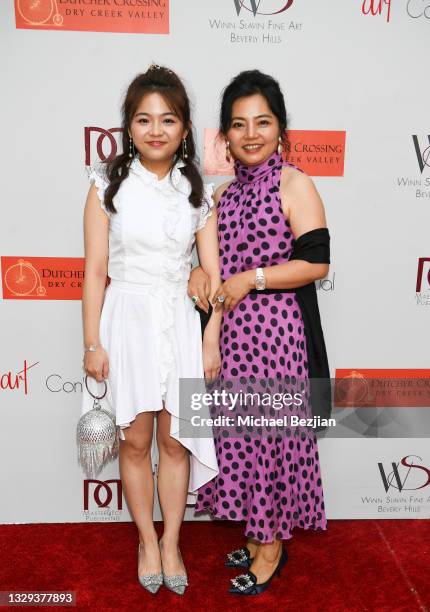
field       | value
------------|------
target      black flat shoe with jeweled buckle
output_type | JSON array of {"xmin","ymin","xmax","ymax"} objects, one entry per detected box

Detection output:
[
  {"xmin": 225, "ymin": 546, "xmax": 254, "ymax": 569},
  {"xmin": 228, "ymin": 547, "xmax": 288, "ymax": 595}
]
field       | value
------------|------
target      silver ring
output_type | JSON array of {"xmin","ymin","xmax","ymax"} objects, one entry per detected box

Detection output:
[
  {"xmin": 191, "ymin": 295, "xmax": 200, "ymax": 305},
  {"xmin": 217, "ymin": 295, "xmax": 225, "ymax": 303}
]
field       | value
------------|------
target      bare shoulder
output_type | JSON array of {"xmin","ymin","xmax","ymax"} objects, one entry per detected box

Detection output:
[
  {"xmin": 214, "ymin": 179, "xmax": 234, "ymax": 204},
  {"xmin": 280, "ymin": 166, "xmax": 324, "ymax": 218},
  {"xmin": 279, "ymin": 166, "xmax": 326, "ymax": 233},
  {"xmin": 84, "ymin": 182, "xmax": 109, "ymax": 223},
  {"xmin": 280, "ymin": 165, "xmax": 318, "ymax": 196},
  {"xmin": 85, "ymin": 182, "xmax": 100, "ymax": 210}
]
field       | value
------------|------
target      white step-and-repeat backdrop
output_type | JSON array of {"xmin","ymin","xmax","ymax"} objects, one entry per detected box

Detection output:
[{"xmin": 1, "ymin": 1, "xmax": 430, "ymax": 524}]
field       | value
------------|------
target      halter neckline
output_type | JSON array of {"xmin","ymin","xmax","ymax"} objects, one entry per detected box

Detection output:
[{"xmin": 234, "ymin": 151, "xmax": 282, "ymax": 184}]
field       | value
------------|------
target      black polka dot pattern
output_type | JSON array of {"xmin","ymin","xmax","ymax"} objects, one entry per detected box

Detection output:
[{"xmin": 195, "ymin": 152, "xmax": 327, "ymax": 543}]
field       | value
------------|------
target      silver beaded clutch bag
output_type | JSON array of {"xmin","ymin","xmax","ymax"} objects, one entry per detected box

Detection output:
[{"xmin": 76, "ymin": 376, "xmax": 119, "ymax": 478}]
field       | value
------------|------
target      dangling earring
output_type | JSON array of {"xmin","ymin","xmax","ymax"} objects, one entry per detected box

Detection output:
[
  {"xmin": 277, "ymin": 136, "xmax": 283, "ymax": 156},
  {"xmin": 225, "ymin": 140, "xmax": 231, "ymax": 163},
  {"xmin": 182, "ymin": 138, "xmax": 188, "ymax": 159},
  {"xmin": 129, "ymin": 137, "xmax": 135, "ymax": 158}
]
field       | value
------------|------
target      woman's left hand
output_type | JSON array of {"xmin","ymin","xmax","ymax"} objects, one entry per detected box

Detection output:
[{"xmin": 212, "ymin": 271, "xmax": 254, "ymax": 312}]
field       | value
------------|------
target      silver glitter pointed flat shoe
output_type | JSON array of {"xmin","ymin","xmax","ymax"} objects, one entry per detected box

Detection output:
[
  {"xmin": 138, "ymin": 543, "xmax": 163, "ymax": 594},
  {"xmin": 162, "ymin": 572, "xmax": 188, "ymax": 595},
  {"xmin": 160, "ymin": 540, "xmax": 188, "ymax": 595},
  {"xmin": 138, "ymin": 573, "xmax": 163, "ymax": 594}
]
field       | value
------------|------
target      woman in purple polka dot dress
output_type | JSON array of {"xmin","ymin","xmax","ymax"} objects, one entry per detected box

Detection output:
[{"xmin": 190, "ymin": 70, "xmax": 330, "ymax": 595}]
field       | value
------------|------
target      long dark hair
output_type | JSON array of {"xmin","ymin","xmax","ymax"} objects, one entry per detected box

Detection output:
[
  {"xmin": 219, "ymin": 69, "xmax": 289, "ymax": 151},
  {"xmin": 104, "ymin": 65, "xmax": 203, "ymax": 213}
]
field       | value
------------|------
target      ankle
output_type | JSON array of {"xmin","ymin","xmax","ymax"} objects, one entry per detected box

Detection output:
[
  {"xmin": 257, "ymin": 543, "xmax": 282, "ymax": 564},
  {"xmin": 160, "ymin": 536, "xmax": 180, "ymax": 551},
  {"xmin": 139, "ymin": 531, "xmax": 159, "ymax": 547}
]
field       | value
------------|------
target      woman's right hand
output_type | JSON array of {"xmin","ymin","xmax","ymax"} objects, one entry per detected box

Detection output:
[
  {"xmin": 188, "ymin": 265, "xmax": 211, "ymax": 313},
  {"xmin": 83, "ymin": 346, "xmax": 109, "ymax": 382},
  {"xmin": 202, "ymin": 337, "xmax": 221, "ymax": 383}
]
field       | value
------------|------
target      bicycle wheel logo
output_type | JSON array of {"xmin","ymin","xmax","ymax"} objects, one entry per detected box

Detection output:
[
  {"xmin": 16, "ymin": 0, "xmax": 63, "ymax": 27},
  {"xmin": 335, "ymin": 370, "xmax": 370, "ymax": 406},
  {"xmin": 4, "ymin": 259, "xmax": 46, "ymax": 297}
]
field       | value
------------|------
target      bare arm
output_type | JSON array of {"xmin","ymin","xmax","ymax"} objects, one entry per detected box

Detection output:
[
  {"xmin": 247, "ymin": 169, "xmax": 329, "ymax": 289},
  {"xmin": 82, "ymin": 183, "xmax": 110, "ymax": 381},
  {"xmin": 195, "ymin": 182, "xmax": 231, "ymax": 380},
  {"xmin": 195, "ymin": 193, "xmax": 223, "ymax": 343},
  {"xmin": 188, "ymin": 180, "xmax": 232, "ymax": 306}
]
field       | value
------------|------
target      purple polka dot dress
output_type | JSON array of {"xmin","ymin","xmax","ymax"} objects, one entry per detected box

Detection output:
[{"xmin": 195, "ymin": 152, "xmax": 327, "ymax": 543}]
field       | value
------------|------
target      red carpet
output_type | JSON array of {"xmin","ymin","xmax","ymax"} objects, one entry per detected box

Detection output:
[{"xmin": 0, "ymin": 520, "xmax": 429, "ymax": 611}]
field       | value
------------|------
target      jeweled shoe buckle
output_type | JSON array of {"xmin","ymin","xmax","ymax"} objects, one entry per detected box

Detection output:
[
  {"xmin": 230, "ymin": 572, "xmax": 256, "ymax": 592},
  {"xmin": 139, "ymin": 573, "xmax": 163, "ymax": 587},
  {"xmin": 226, "ymin": 547, "xmax": 250, "ymax": 565}
]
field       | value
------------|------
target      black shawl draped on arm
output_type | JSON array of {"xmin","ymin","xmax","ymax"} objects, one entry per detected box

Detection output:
[{"xmin": 290, "ymin": 227, "xmax": 332, "ymax": 429}]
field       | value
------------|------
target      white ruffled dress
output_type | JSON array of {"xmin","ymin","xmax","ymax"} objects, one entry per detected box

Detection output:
[{"xmin": 81, "ymin": 157, "xmax": 219, "ymax": 492}]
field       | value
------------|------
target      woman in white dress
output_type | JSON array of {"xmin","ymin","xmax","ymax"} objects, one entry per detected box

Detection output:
[{"xmin": 81, "ymin": 65, "xmax": 222, "ymax": 595}]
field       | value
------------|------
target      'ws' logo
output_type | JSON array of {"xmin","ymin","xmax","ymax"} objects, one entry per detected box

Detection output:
[
  {"xmin": 233, "ymin": 0, "xmax": 294, "ymax": 17},
  {"xmin": 378, "ymin": 455, "xmax": 430, "ymax": 493},
  {"xmin": 412, "ymin": 135, "xmax": 430, "ymax": 174}
]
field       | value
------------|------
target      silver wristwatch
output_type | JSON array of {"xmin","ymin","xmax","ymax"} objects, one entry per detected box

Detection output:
[
  {"xmin": 255, "ymin": 267, "xmax": 266, "ymax": 291},
  {"xmin": 84, "ymin": 344, "xmax": 99, "ymax": 353}
]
